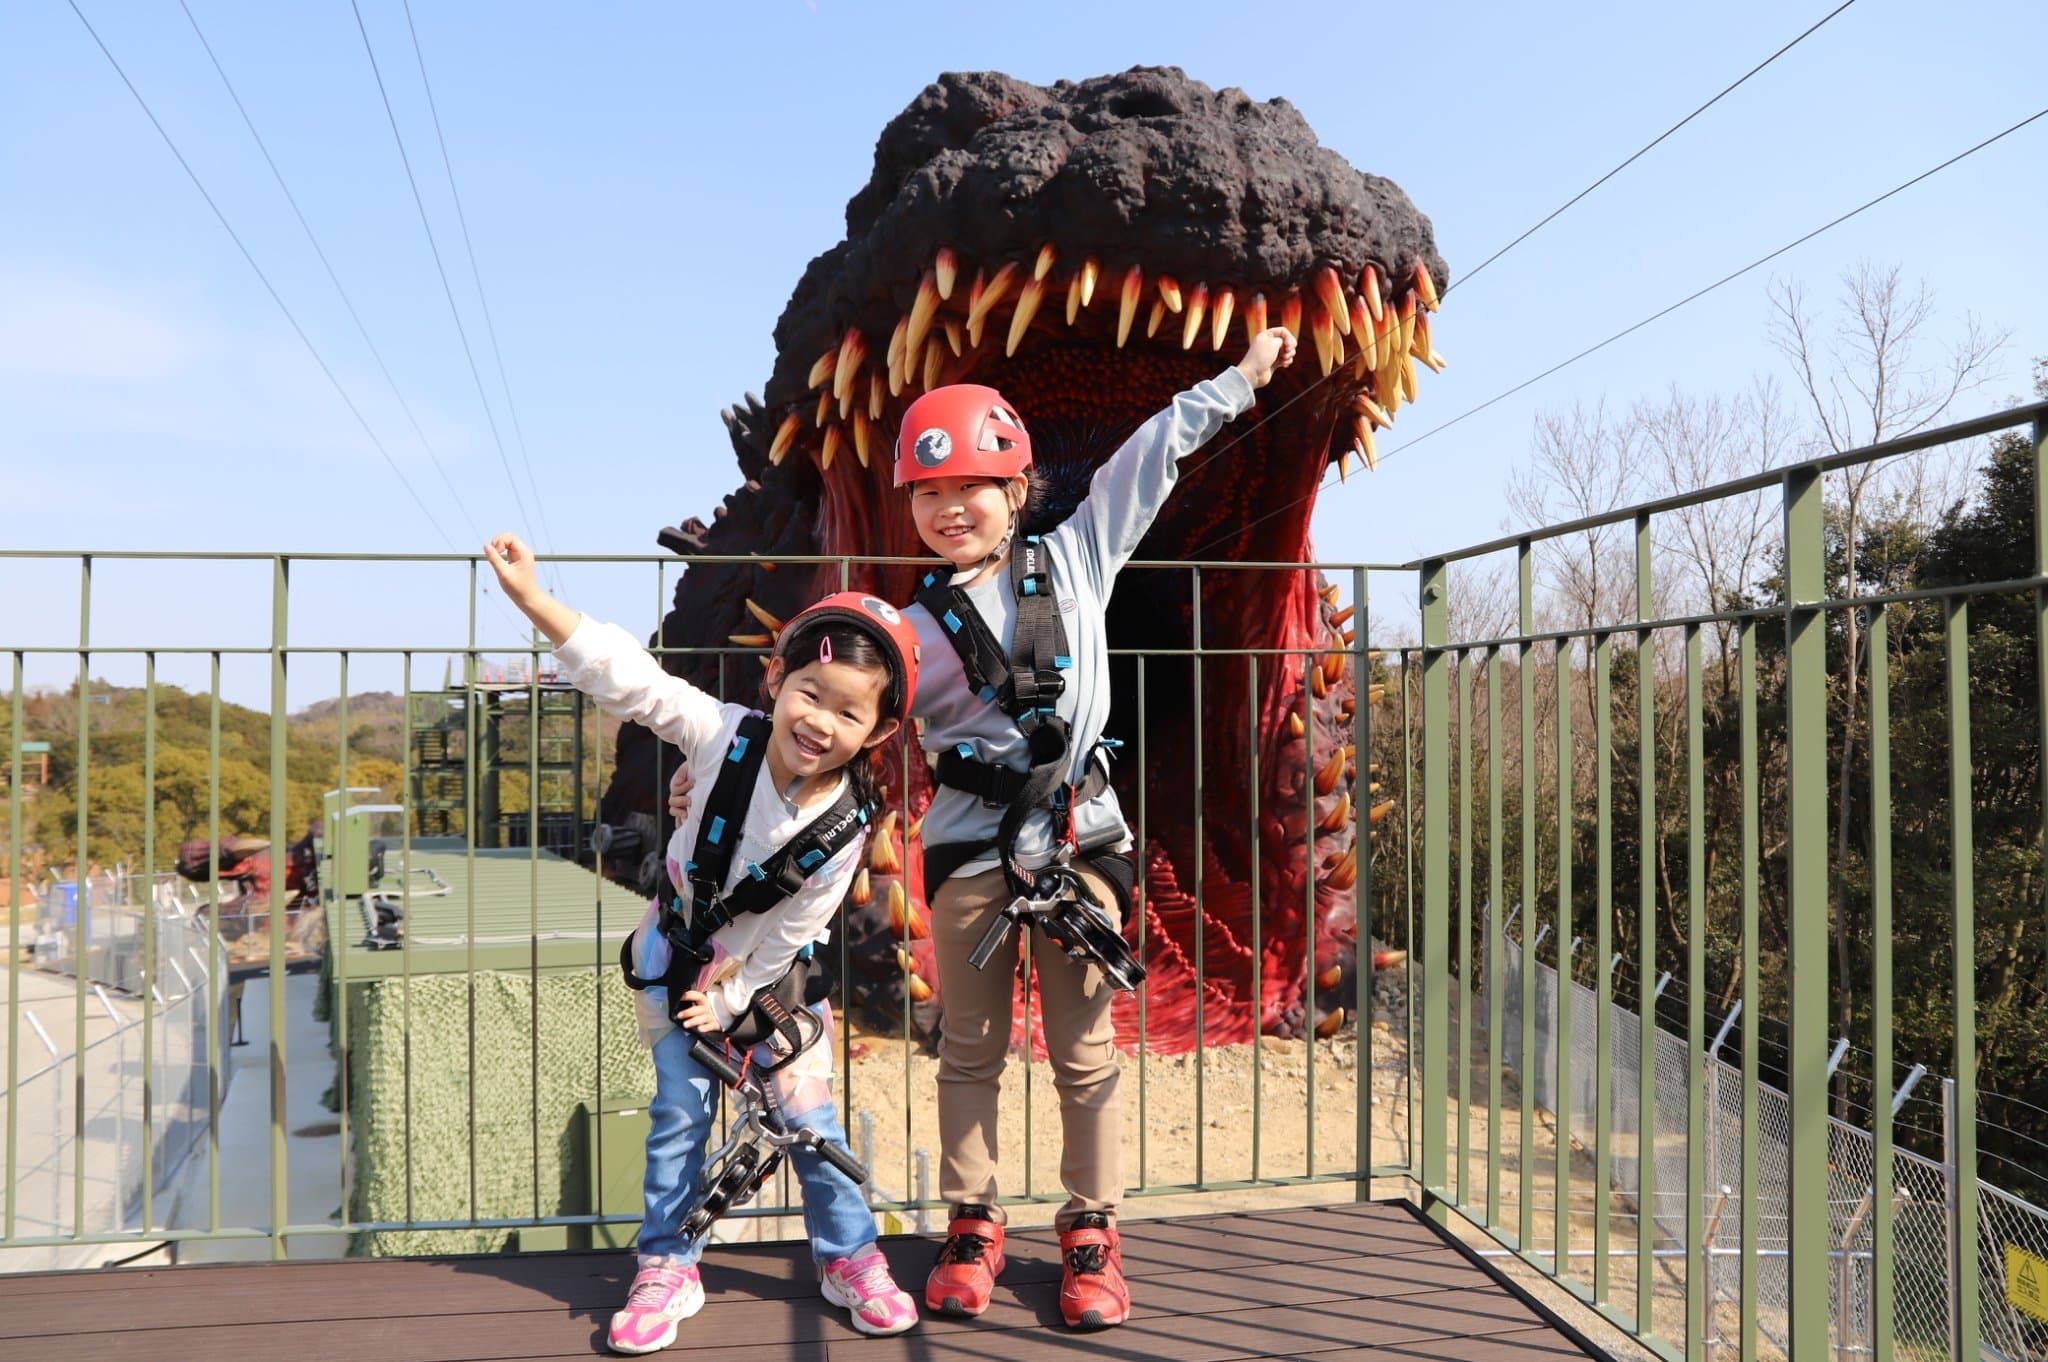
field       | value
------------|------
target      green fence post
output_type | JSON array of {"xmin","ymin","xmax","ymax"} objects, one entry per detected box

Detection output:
[
  {"xmin": 1684, "ymin": 625, "xmax": 1705, "ymax": 1349},
  {"xmin": 1783, "ymin": 467, "xmax": 1829, "ymax": 1361},
  {"xmin": 1555, "ymin": 637, "xmax": 1573, "ymax": 1282},
  {"xmin": 1487, "ymin": 646, "xmax": 1503, "ymax": 1229},
  {"xmin": 1593, "ymin": 633, "xmax": 1613, "ymax": 1307},
  {"xmin": 1420, "ymin": 558, "xmax": 1448, "ymax": 1217},
  {"xmin": 269, "ymin": 556, "xmax": 289, "ymax": 1259},
  {"xmin": 1518, "ymin": 539, "xmax": 1536, "ymax": 1253},
  {"xmin": 1352, "ymin": 565, "xmax": 1374, "ymax": 1196},
  {"xmin": 1458, "ymin": 649, "xmax": 1473, "ymax": 1208},
  {"xmin": 1868, "ymin": 608, "xmax": 1893, "ymax": 1362},
  {"xmin": 1946, "ymin": 597, "xmax": 1979, "ymax": 1360},
  {"xmin": 1739, "ymin": 622, "xmax": 1761, "ymax": 1362},
  {"xmin": 1635, "ymin": 512, "xmax": 1657, "ymax": 1337}
]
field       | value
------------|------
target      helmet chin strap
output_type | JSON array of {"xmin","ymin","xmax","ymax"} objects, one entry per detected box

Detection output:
[{"xmin": 950, "ymin": 483, "xmax": 1026, "ymax": 587}]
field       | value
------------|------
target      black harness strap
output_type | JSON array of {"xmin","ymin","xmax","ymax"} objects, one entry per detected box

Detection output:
[
  {"xmin": 618, "ymin": 712, "xmax": 870, "ymax": 1045},
  {"xmin": 917, "ymin": 536, "xmax": 1095, "ymax": 892}
]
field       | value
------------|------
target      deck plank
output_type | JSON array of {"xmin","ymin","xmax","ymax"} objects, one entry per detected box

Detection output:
[{"xmin": 0, "ymin": 1201, "xmax": 1603, "ymax": 1361}]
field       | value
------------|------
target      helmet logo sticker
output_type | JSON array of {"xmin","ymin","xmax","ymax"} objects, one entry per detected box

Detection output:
[
  {"xmin": 913, "ymin": 427, "xmax": 953, "ymax": 468},
  {"xmin": 859, "ymin": 596, "xmax": 902, "ymax": 625}
]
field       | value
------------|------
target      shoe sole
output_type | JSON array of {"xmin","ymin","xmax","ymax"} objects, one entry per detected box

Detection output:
[
  {"xmin": 1065, "ymin": 1307, "xmax": 1129, "ymax": 1331},
  {"xmin": 932, "ymin": 1294, "xmax": 982, "ymax": 1317}
]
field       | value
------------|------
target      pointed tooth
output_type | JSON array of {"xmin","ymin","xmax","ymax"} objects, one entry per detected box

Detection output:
[
  {"xmin": 869, "ymin": 372, "xmax": 885, "ymax": 423},
  {"xmin": 1066, "ymin": 272, "xmax": 1085, "ymax": 325},
  {"xmin": 1338, "ymin": 447, "xmax": 1354, "ymax": 483},
  {"xmin": 894, "ymin": 944, "xmax": 915, "ymax": 973},
  {"xmin": 1312, "ymin": 308, "xmax": 1337, "ymax": 376},
  {"xmin": 1360, "ymin": 426, "xmax": 1378, "ymax": 472},
  {"xmin": 885, "ymin": 315, "xmax": 908, "ymax": 376},
  {"xmin": 744, "ymin": 598, "xmax": 785, "ymax": 632},
  {"xmin": 1280, "ymin": 290, "xmax": 1303, "ymax": 340},
  {"xmin": 1319, "ymin": 792, "xmax": 1352, "ymax": 834},
  {"xmin": 1409, "ymin": 309, "xmax": 1430, "ymax": 359},
  {"xmin": 965, "ymin": 261, "xmax": 1019, "ymax": 343},
  {"xmin": 838, "ymin": 384, "xmax": 855, "ymax": 421},
  {"xmin": 1146, "ymin": 298, "xmax": 1166, "ymax": 338},
  {"xmin": 1312, "ymin": 661, "xmax": 1329, "ymax": 699},
  {"xmin": 906, "ymin": 972, "xmax": 933, "ymax": 1003},
  {"xmin": 1401, "ymin": 353, "xmax": 1419, "ymax": 403},
  {"xmin": 1243, "ymin": 292, "xmax": 1268, "ymax": 346},
  {"xmin": 935, "ymin": 247, "xmax": 958, "ymax": 300},
  {"xmin": 1342, "ymin": 628, "xmax": 1358, "ymax": 646},
  {"xmin": 1033, "ymin": 242, "xmax": 1056, "ymax": 281},
  {"xmin": 1424, "ymin": 348, "xmax": 1448, "ymax": 374},
  {"xmin": 1006, "ymin": 276, "xmax": 1047, "ymax": 357},
  {"xmin": 1314, "ymin": 267, "xmax": 1349, "ymax": 335},
  {"xmin": 728, "ymin": 631, "xmax": 772, "ymax": 647},
  {"xmin": 941, "ymin": 319, "xmax": 964, "ymax": 357},
  {"xmin": 1180, "ymin": 283, "xmax": 1208, "ymax": 351},
  {"xmin": 1361, "ymin": 265, "xmax": 1384, "ymax": 323},
  {"xmin": 907, "ymin": 813, "xmax": 923, "ymax": 841},
  {"xmin": 1117, "ymin": 266, "xmax": 1143, "ymax": 348},
  {"xmin": 853, "ymin": 409, "xmax": 874, "ymax": 467},
  {"xmin": 1353, "ymin": 393, "xmax": 1390, "ymax": 427},
  {"xmin": 1324, "ymin": 650, "xmax": 1349, "ymax": 686},
  {"xmin": 833, "ymin": 332, "xmax": 864, "ymax": 410},
  {"xmin": 820, "ymin": 423, "xmax": 842, "ymax": 471},
  {"xmin": 1288, "ymin": 712, "xmax": 1306, "ymax": 738},
  {"xmin": 888, "ymin": 881, "xmax": 909, "ymax": 934},
  {"xmin": 1156, "ymin": 274, "xmax": 1183, "ymax": 313},
  {"xmin": 1397, "ymin": 295, "xmax": 1417, "ymax": 357},
  {"xmin": 923, "ymin": 337, "xmax": 946, "ymax": 392},
  {"xmin": 1352, "ymin": 413, "xmax": 1373, "ymax": 451},
  {"xmin": 870, "ymin": 830, "xmax": 901, "ymax": 876},
  {"xmin": 806, "ymin": 348, "xmax": 837, "ymax": 392},
  {"xmin": 1321, "ymin": 583, "xmax": 1341, "ymax": 605},
  {"xmin": 1210, "ymin": 288, "xmax": 1235, "ymax": 351},
  {"xmin": 850, "ymin": 867, "xmax": 873, "ymax": 907},
  {"xmin": 1369, "ymin": 799, "xmax": 1398, "ymax": 825},
  {"xmin": 1326, "ymin": 846, "xmax": 1358, "ymax": 891},
  {"xmin": 1317, "ymin": 964, "xmax": 1343, "ymax": 991},
  {"xmin": 1415, "ymin": 262, "xmax": 1439, "ymax": 311},
  {"xmin": 1349, "ymin": 296, "xmax": 1375, "ymax": 367},
  {"xmin": 1079, "ymin": 256, "xmax": 1099, "ymax": 306},
  {"xmin": 814, "ymin": 390, "xmax": 833, "ymax": 428},
  {"xmin": 907, "ymin": 272, "xmax": 941, "ymax": 363},
  {"xmin": 768, "ymin": 413, "xmax": 800, "ymax": 466},
  {"xmin": 1330, "ymin": 604, "xmax": 1355, "ymax": 628},
  {"xmin": 878, "ymin": 809, "xmax": 898, "ymax": 842}
]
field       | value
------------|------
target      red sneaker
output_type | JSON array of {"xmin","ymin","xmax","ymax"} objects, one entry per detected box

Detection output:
[
  {"xmin": 926, "ymin": 1204, "xmax": 1006, "ymax": 1316},
  {"xmin": 1059, "ymin": 1212, "xmax": 1129, "ymax": 1329}
]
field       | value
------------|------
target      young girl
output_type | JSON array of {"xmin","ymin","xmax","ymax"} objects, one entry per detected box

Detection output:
[
  {"xmin": 897, "ymin": 326, "xmax": 1297, "ymax": 1330},
  {"xmin": 484, "ymin": 534, "xmax": 923, "ymax": 1352}
]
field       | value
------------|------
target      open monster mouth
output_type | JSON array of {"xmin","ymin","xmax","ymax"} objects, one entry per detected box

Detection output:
[{"xmin": 598, "ymin": 67, "xmax": 1448, "ymax": 1050}]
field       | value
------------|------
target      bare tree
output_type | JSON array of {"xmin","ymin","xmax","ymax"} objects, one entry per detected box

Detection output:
[
  {"xmin": 1639, "ymin": 378, "xmax": 1790, "ymax": 690},
  {"xmin": 1768, "ymin": 262, "xmax": 2007, "ymax": 1063}
]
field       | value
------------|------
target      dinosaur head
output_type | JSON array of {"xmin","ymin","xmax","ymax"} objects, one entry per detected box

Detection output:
[{"xmin": 620, "ymin": 67, "xmax": 1445, "ymax": 1046}]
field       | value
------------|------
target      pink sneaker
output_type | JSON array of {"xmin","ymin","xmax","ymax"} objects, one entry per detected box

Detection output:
[
  {"xmin": 606, "ymin": 1262, "xmax": 704, "ymax": 1355},
  {"xmin": 820, "ymin": 1245, "xmax": 920, "ymax": 1336}
]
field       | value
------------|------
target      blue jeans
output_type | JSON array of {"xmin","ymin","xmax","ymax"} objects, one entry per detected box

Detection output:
[{"xmin": 637, "ymin": 1021, "xmax": 874, "ymax": 1265}]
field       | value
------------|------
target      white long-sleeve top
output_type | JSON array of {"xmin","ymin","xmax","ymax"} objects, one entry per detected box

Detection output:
[{"xmin": 551, "ymin": 615, "xmax": 864, "ymax": 1051}]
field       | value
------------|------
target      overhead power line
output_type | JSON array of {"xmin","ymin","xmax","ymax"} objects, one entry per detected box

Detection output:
[
  {"xmin": 347, "ymin": 0, "xmax": 543, "ymax": 561},
  {"xmin": 175, "ymin": 0, "xmax": 487, "ymax": 547},
  {"xmin": 1449, "ymin": 0, "xmax": 1862, "ymax": 297},
  {"xmin": 400, "ymin": 0, "xmax": 557, "ymax": 581},
  {"xmin": 64, "ymin": 0, "xmax": 459, "ymax": 552}
]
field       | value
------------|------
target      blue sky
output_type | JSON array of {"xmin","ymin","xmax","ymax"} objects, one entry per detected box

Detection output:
[{"xmin": 4, "ymin": 0, "xmax": 2045, "ymax": 706}]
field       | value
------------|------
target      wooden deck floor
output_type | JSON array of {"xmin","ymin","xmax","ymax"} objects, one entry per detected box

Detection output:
[{"xmin": 0, "ymin": 1201, "xmax": 1605, "ymax": 1361}]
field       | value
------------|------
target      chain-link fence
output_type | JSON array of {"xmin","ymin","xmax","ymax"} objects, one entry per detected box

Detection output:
[
  {"xmin": 2, "ymin": 893, "xmax": 222, "ymax": 1272},
  {"xmin": 1494, "ymin": 930, "xmax": 2048, "ymax": 1360}
]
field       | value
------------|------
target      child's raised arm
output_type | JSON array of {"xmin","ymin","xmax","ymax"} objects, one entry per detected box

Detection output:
[
  {"xmin": 486, "ymin": 534, "xmax": 579, "ymax": 645},
  {"xmin": 485, "ymin": 533, "xmax": 724, "ymax": 754}
]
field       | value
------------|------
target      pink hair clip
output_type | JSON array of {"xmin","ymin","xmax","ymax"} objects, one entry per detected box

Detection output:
[{"xmin": 818, "ymin": 636, "xmax": 834, "ymax": 665}]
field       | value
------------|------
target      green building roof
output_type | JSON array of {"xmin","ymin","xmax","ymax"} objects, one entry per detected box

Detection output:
[{"xmin": 323, "ymin": 839, "xmax": 646, "ymax": 980}]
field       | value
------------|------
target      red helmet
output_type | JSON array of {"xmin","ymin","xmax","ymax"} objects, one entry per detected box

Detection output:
[
  {"xmin": 777, "ymin": 591, "xmax": 921, "ymax": 716},
  {"xmin": 893, "ymin": 384, "xmax": 1032, "ymax": 487}
]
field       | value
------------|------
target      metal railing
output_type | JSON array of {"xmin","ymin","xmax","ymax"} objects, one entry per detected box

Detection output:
[
  {"xmin": 5, "ymin": 395, "xmax": 2044, "ymax": 1362},
  {"xmin": 1402, "ymin": 399, "xmax": 2048, "ymax": 1360},
  {"xmin": 3, "ymin": 545, "xmax": 1401, "ymax": 1266}
]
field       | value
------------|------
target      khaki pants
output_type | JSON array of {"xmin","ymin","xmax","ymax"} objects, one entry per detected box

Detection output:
[{"xmin": 931, "ymin": 865, "xmax": 1124, "ymax": 1231}]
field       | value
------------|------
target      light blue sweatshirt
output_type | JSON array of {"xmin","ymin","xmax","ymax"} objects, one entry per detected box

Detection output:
[{"xmin": 906, "ymin": 365, "xmax": 1259, "ymax": 880}]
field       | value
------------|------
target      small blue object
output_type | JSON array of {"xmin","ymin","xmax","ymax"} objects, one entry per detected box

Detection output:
[
  {"xmin": 979, "ymin": 685, "xmax": 998, "ymax": 703},
  {"xmin": 1022, "ymin": 579, "xmax": 1038, "ymax": 596},
  {"xmin": 746, "ymin": 862, "xmax": 767, "ymax": 881},
  {"xmin": 707, "ymin": 816, "xmax": 727, "ymax": 844},
  {"xmin": 683, "ymin": 860, "xmax": 697, "ymax": 874},
  {"xmin": 798, "ymin": 848, "xmax": 826, "ymax": 870},
  {"xmin": 956, "ymin": 742, "xmax": 975, "ymax": 760},
  {"xmin": 727, "ymin": 735, "xmax": 749, "ymax": 762},
  {"xmin": 923, "ymin": 573, "xmax": 937, "ymax": 588},
  {"xmin": 943, "ymin": 609, "xmax": 963, "ymax": 634},
  {"xmin": 1054, "ymin": 655, "xmax": 1072, "ymax": 669}
]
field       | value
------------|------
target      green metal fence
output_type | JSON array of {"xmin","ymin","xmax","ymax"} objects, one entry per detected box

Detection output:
[
  {"xmin": 1403, "ymin": 399, "xmax": 2048, "ymax": 1361},
  {"xmin": 1, "ymin": 548, "xmax": 1400, "ymax": 1269},
  {"xmin": 7, "ymin": 393, "xmax": 2048, "ymax": 1362}
]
